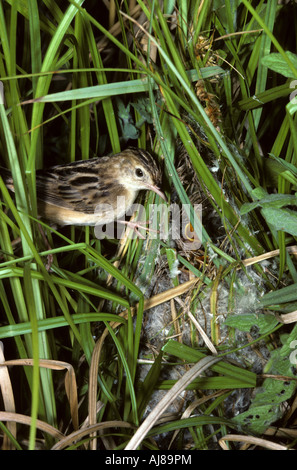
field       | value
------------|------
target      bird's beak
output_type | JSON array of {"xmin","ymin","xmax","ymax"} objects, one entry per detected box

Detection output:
[{"xmin": 145, "ymin": 183, "xmax": 167, "ymax": 202}]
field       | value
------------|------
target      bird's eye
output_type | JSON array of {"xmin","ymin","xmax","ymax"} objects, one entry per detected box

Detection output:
[{"xmin": 135, "ymin": 168, "xmax": 144, "ymax": 178}]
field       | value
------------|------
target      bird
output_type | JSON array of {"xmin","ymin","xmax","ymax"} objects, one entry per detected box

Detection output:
[{"xmin": 0, "ymin": 147, "xmax": 166, "ymax": 234}]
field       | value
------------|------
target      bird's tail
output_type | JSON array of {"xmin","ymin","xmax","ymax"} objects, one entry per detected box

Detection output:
[{"xmin": 0, "ymin": 167, "xmax": 14, "ymax": 192}]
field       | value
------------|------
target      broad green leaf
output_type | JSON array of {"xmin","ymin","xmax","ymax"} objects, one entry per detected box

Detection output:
[
  {"xmin": 233, "ymin": 403, "xmax": 282, "ymax": 435},
  {"xmin": 259, "ymin": 283, "xmax": 297, "ymax": 307},
  {"xmin": 240, "ymin": 193, "xmax": 297, "ymax": 215},
  {"xmin": 251, "ymin": 187, "xmax": 268, "ymax": 199},
  {"xmin": 262, "ymin": 207, "xmax": 297, "ymax": 236},
  {"xmin": 261, "ymin": 51, "xmax": 297, "ymax": 78},
  {"xmin": 224, "ymin": 313, "xmax": 279, "ymax": 334}
]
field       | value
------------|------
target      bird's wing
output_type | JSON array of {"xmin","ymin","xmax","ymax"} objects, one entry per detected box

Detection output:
[{"xmin": 35, "ymin": 161, "xmax": 108, "ymax": 213}]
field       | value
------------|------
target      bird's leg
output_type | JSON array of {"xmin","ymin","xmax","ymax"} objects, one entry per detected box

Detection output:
[{"xmin": 118, "ymin": 219, "xmax": 159, "ymax": 240}]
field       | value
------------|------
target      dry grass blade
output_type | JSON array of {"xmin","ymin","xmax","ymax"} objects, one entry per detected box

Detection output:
[
  {"xmin": 187, "ymin": 310, "xmax": 218, "ymax": 355},
  {"xmin": 219, "ymin": 434, "xmax": 290, "ymax": 450},
  {"xmin": 0, "ymin": 411, "xmax": 64, "ymax": 441},
  {"xmin": 170, "ymin": 299, "xmax": 182, "ymax": 343},
  {"xmin": 174, "ymin": 296, "xmax": 217, "ymax": 354},
  {"xmin": 127, "ymin": 278, "xmax": 201, "ymax": 318},
  {"xmin": 0, "ymin": 342, "xmax": 16, "ymax": 449},
  {"xmin": 265, "ymin": 427, "xmax": 297, "ymax": 439},
  {"xmin": 241, "ymin": 246, "xmax": 297, "ymax": 267},
  {"xmin": 50, "ymin": 421, "xmax": 134, "ymax": 450},
  {"xmin": 125, "ymin": 355, "xmax": 220, "ymax": 450},
  {"xmin": 0, "ymin": 358, "xmax": 79, "ymax": 430},
  {"xmin": 277, "ymin": 310, "xmax": 297, "ymax": 324}
]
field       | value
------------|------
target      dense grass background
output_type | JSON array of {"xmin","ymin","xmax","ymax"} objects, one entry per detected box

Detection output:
[{"xmin": 0, "ymin": 0, "xmax": 297, "ymax": 450}]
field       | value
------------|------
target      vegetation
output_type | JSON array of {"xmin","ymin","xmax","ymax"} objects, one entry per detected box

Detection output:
[{"xmin": 0, "ymin": 0, "xmax": 297, "ymax": 450}]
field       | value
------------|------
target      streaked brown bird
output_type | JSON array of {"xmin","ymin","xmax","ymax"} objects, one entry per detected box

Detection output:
[{"xmin": 1, "ymin": 147, "xmax": 166, "ymax": 232}]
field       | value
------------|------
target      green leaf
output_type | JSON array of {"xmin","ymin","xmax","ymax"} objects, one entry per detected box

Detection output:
[
  {"xmin": 158, "ymin": 376, "xmax": 256, "ymax": 390},
  {"xmin": 262, "ymin": 207, "xmax": 297, "ymax": 236},
  {"xmin": 252, "ymin": 187, "xmax": 268, "ymax": 199},
  {"xmin": 259, "ymin": 283, "xmax": 297, "ymax": 307},
  {"xmin": 149, "ymin": 415, "xmax": 238, "ymax": 437},
  {"xmin": 162, "ymin": 340, "xmax": 256, "ymax": 387},
  {"xmin": 240, "ymin": 193, "xmax": 297, "ymax": 215},
  {"xmin": 29, "ymin": 67, "xmax": 225, "ymax": 103},
  {"xmin": 261, "ymin": 51, "xmax": 297, "ymax": 78},
  {"xmin": 137, "ymin": 352, "xmax": 164, "ymax": 418},
  {"xmin": 240, "ymin": 202, "xmax": 259, "ymax": 215},
  {"xmin": 233, "ymin": 403, "xmax": 282, "ymax": 435},
  {"xmin": 224, "ymin": 313, "xmax": 279, "ymax": 334}
]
